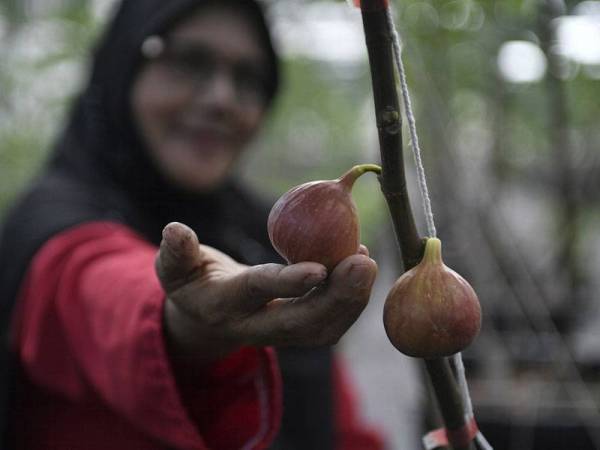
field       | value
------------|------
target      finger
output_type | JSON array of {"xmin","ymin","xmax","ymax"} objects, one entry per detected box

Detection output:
[
  {"xmin": 228, "ymin": 261, "xmax": 327, "ymax": 312},
  {"xmin": 325, "ymin": 254, "xmax": 377, "ymax": 304},
  {"xmin": 358, "ymin": 244, "xmax": 370, "ymax": 257},
  {"xmin": 242, "ymin": 255, "xmax": 377, "ymax": 347},
  {"xmin": 156, "ymin": 222, "xmax": 204, "ymax": 292},
  {"xmin": 294, "ymin": 254, "xmax": 377, "ymax": 335}
]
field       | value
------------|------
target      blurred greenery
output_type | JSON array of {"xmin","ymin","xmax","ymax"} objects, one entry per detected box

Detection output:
[
  {"xmin": 2, "ymin": 0, "xmax": 599, "ymax": 246},
  {"xmin": 0, "ymin": 0, "xmax": 102, "ymax": 211}
]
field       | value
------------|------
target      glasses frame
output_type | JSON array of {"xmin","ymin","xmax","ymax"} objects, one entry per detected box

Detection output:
[{"xmin": 140, "ymin": 35, "xmax": 269, "ymax": 108}]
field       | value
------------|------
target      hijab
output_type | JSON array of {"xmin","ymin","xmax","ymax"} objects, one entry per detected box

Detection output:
[{"xmin": 0, "ymin": 1, "xmax": 334, "ymax": 448}]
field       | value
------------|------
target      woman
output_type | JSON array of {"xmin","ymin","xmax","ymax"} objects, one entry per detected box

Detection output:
[{"xmin": 0, "ymin": 0, "xmax": 384, "ymax": 449}]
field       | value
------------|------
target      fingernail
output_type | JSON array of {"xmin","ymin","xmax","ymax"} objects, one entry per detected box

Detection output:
[
  {"xmin": 304, "ymin": 268, "xmax": 328, "ymax": 286},
  {"xmin": 161, "ymin": 223, "xmax": 189, "ymax": 257},
  {"xmin": 162, "ymin": 222, "xmax": 177, "ymax": 240}
]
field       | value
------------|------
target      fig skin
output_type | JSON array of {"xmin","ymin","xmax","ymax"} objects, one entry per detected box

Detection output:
[
  {"xmin": 267, "ymin": 164, "xmax": 380, "ymax": 272},
  {"xmin": 383, "ymin": 238, "xmax": 481, "ymax": 358}
]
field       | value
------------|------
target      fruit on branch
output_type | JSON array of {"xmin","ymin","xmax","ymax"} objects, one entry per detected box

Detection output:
[
  {"xmin": 268, "ymin": 164, "xmax": 381, "ymax": 272},
  {"xmin": 383, "ymin": 237, "xmax": 481, "ymax": 358}
]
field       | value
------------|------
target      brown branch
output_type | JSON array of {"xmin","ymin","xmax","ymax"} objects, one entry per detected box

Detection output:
[
  {"xmin": 359, "ymin": 2, "xmax": 474, "ymax": 449},
  {"xmin": 359, "ymin": 2, "xmax": 421, "ymax": 269},
  {"xmin": 425, "ymin": 359, "xmax": 474, "ymax": 450}
]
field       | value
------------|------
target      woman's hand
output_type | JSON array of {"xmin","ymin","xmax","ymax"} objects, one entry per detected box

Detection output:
[{"xmin": 156, "ymin": 222, "xmax": 377, "ymax": 367}]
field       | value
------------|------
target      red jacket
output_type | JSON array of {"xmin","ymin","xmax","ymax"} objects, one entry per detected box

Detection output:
[{"xmin": 12, "ymin": 222, "xmax": 384, "ymax": 450}]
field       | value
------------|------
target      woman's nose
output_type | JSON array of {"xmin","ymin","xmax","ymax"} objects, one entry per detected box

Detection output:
[{"xmin": 191, "ymin": 69, "xmax": 238, "ymax": 111}]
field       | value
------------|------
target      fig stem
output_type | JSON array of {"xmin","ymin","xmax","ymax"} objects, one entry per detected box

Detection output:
[
  {"xmin": 422, "ymin": 237, "xmax": 443, "ymax": 265},
  {"xmin": 353, "ymin": 163, "xmax": 382, "ymax": 175},
  {"xmin": 338, "ymin": 164, "xmax": 382, "ymax": 189}
]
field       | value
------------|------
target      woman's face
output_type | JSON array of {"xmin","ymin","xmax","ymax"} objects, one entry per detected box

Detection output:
[{"xmin": 131, "ymin": 5, "xmax": 270, "ymax": 192}]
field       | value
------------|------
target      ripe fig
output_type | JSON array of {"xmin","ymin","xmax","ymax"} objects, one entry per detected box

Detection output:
[
  {"xmin": 267, "ymin": 164, "xmax": 381, "ymax": 272},
  {"xmin": 383, "ymin": 237, "xmax": 481, "ymax": 358}
]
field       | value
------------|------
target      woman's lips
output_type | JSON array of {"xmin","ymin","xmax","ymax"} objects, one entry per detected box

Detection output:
[{"xmin": 175, "ymin": 123, "xmax": 234, "ymax": 153}]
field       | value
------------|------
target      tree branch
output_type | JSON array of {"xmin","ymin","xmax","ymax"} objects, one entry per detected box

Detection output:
[{"xmin": 359, "ymin": 3, "xmax": 474, "ymax": 449}]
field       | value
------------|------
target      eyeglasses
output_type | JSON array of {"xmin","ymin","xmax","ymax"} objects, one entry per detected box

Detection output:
[{"xmin": 141, "ymin": 35, "xmax": 269, "ymax": 107}]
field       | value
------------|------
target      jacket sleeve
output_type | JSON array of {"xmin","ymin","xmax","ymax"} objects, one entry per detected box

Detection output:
[{"xmin": 12, "ymin": 221, "xmax": 281, "ymax": 450}]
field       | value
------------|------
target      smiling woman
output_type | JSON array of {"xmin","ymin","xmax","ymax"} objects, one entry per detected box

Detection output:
[{"xmin": 131, "ymin": 4, "xmax": 270, "ymax": 192}]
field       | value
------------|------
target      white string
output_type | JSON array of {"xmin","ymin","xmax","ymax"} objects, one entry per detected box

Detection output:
[
  {"xmin": 452, "ymin": 354, "xmax": 494, "ymax": 450},
  {"xmin": 451, "ymin": 353, "xmax": 473, "ymax": 414},
  {"xmin": 385, "ymin": 7, "xmax": 437, "ymax": 239}
]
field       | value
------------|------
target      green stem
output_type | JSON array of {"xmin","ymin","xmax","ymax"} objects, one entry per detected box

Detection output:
[
  {"xmin": 339, "ymin": 163, "xmax": 382, "ymax": 189},
  {"xmin": 422, "ymin": 237, "xmax": 443, "ymax": 265},
  {"xmin": 353, "ymin": 163, "xmax": 382, "ymax": 176}
]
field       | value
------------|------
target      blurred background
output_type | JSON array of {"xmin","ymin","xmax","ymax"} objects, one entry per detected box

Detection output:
[{"xmin": 1, "ymin": 0, "xmax": 599, "ymax": 449}]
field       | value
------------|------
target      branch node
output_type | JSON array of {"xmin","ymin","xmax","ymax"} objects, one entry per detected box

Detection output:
[{"xmin": 379, "ymin": 108, "xmax": 401, "ymax": 134}]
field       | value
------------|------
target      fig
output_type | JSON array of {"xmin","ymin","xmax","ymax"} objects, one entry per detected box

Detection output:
[
  {"xmin": 383, "ymin": 237, "xmax": 481, "ymax": 358},
  {"xmin": 267, "ymin": 164, "xmax": 381, "ymax": 272}
]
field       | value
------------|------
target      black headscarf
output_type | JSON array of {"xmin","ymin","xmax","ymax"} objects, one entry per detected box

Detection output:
[{"xmin": 0, "ymin": 1, "xmax": 333, "ymax": 448}]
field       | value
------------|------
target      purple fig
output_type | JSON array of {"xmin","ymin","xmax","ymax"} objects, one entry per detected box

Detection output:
[
  {"xmin": 268, "ymin": 164, "xmax": 381, "ymax": 272},
  {"xmin": 383, "ymin": 237, "xmax": 481, "ymax": 358}
]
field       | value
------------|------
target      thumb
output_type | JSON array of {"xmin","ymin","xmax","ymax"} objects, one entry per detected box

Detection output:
[{"xmin": 155, "ymin": 222, "xmax": 204, "ymax": 293}]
